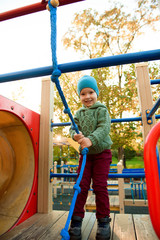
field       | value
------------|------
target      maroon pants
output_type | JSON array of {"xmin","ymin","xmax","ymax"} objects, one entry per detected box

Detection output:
[{"xmin": 73, "ymin": 149, "xmax": 112, "ymax": 219}]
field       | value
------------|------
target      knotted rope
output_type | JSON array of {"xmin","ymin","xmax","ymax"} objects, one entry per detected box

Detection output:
[{"xmin": 47, "ymin": 1, "xmax": 88, "ymax": 239}]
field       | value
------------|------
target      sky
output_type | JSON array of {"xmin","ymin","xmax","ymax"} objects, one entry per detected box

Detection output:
[{"xmin": 0, "ymin": 0, "xmax": 160, "ymax": 113}]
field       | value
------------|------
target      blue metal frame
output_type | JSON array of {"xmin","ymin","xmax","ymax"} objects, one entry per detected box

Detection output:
[
  {"xmin": 50, "ymin": 172, "xmax": 145, "ymax": 179},
  {"xmin": 0, "ymin": 49, "xmax": 160, "ymax": 83},
  {"xmin": 51, "ymin": 114, "xmax": 160, "ymax": 128},
  {"xmin": 147, "ymin": 96, "xmax": 160, "ymax": 119},
  {"xmin": 151, "ymin": 79, "xmax": 160, "ymax": 85}
]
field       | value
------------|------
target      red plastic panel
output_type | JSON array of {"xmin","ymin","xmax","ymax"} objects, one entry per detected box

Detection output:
[
  {"xmin": 0, "ymin": 95, "xmax": 40, "ymax": 227},
  {"xmin": 144, "ymin": 122, "xmax": 160, "ymax": 239}
]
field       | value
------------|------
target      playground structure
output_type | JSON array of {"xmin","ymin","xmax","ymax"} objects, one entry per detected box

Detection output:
[
  {"xmin": 0, "ymin": 0, "xmax": 160, "ymax": 239},
  {"xmin": 52, "ymin": 160, "xmax": 148, "ymax": 213}
]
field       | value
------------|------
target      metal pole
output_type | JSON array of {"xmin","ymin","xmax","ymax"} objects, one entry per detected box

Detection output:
[
  {"xmin": 147, "ymin": 96, "xmax": 160, "ymax": 118},
  {"xmin": 0, "ymin": 49, "xmax": 160, "ymax": 83},
  {"xmin": 0, "ymin": 0, "xmax": 85, "ymax": 21},
  {"xmin": 51, "ymin": 115, "xmax": 160, "ymax": 128}
]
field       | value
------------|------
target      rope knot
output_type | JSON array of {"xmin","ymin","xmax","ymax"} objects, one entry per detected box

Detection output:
[
  {"xmin": 71, "ymin": 125, "xmax": 76, "ymax": 130},
  {"xmin": 64, "ymin": 108, "xmax": 70, "ymax": 114},
  {"xmin": 82, "ymin": 148, "xmax": 89, "ymax": 155},
  {"xmin": 71, "ymin": 124, "xmax": 79, "ymax": 134},
  {"xmin": 60, "ymin": 228, "xmax": 70, "ymax": 240},
  {"xmin": 73, "ymin": 183, "xmax": 81, "ymax": 193},
  {"xmin": 51, "ymin": 69, "xmax": 61, "ymax": 82}
]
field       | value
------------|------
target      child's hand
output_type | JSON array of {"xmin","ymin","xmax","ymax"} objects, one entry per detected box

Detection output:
[
  {"xmin": 73, "ymin": 132, "xmax": 84, "ymax": 142},
  {"xmin": 78, "ymin": 137, "xmax": 92, "ymax": 149}
]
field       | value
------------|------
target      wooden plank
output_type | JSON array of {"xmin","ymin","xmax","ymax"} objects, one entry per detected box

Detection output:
[
  {"xmin": 109, "ymin": 195, "xmax": 115, "ymax": 208},
  {"xmin": 112, "ymin": 214, "xmax": 136, "ymax": 240},
  {"xmin": 38, "ymin": 211, "xmax": 95, "ymax": 239},
  {"xmin": 117, "ymin": 160, "xmax": 125, "ymax": 213},
  {"xmin": 85, "ymin": 195, "xmax": 120, "ymax": 212},
  {"xmin": 133, "ymin": 214, "xmax": 159, "ymax": 240},
  {"xmin": 88, "ymin": 213, "xmax": 114, "ymax": 240},
  {"xmin": 110, "ymin": 196, "xmax": 120, "ymax": 211},
  {"xmin": 1, "ymin": 212, "xmax": 156, "ymax": 240},
  {"xmin": 124, "ymin": 199, "xmax": 148, "ymax": 207},
  {"xmin": 113, "ymin": 196, "xmax": 120, "ymax": 208},
  {"xmin": 110, "ymin": 196, "xmax": 120, "ymax": 208},
  {"xmin": 38, "ymin": 211, "xmax": 68, "ymax": 239},
  {"xmin": 0, "ymin": 213, "xmax": 44, "ymax": 240},
  {"xmin": 136, "ymin": 63, "xmax": 156, "ymax": 142},
  {"xmin": 82, "ymin": 212, "xmax": 96, "ymax": 239},
  {"xmin": 38, "ymin": 78, "xmax": 54, "ymax": 213},
  {"xmin": 85, "ymin": 195, "xmax": 96, "ymax": 210},
  {"xmin": 88, "ymin": 195, "xmax": 95, "ymax": 205},
  {"xmin": 16, "ymin": 211, "xmax": 65, "ymax": 240},
  {"xmin": 53, "ymin": 161, "xmax": 57, "ymax": 198},
  {"xmin": 110, "ymin": 213, "xmax": 115, "ymax": 240}
]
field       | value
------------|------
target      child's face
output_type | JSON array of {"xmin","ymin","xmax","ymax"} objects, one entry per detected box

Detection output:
[{"xmin": 80, "ymin": 87, "xmax": 97, "ymax": 108}]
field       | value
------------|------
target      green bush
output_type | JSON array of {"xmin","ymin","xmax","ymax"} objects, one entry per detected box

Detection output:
[
  {"xmin": 124, "ymin": 147, "xmax": 136, "ymax": 160},
  {"xmin": 111, "ymin": 149, "xmax": 118, "ymax": 159}
]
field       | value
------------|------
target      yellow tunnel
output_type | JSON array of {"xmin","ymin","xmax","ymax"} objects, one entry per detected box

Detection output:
[{"xmin": 0, "ymin": 97, "xmax": 39, "ymax": 236}]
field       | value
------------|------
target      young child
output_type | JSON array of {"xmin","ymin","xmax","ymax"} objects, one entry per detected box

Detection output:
[{"xmin": 69, "ymin": 75, "xmax": 113, "ymax": 240}]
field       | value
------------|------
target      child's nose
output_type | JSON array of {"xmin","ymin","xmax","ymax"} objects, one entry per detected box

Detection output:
[{"xmin": 85, "ymin": 93, "xmax": 90, "ymax": 98}]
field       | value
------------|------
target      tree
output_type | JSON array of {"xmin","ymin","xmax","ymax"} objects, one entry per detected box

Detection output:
[
  {"xmin": 53, "ymin": 72, "xmax": 82, "ymax": 138},
  {"xmin": 55, "ymin": 0, "xmax": 160, "ymax": 160}
]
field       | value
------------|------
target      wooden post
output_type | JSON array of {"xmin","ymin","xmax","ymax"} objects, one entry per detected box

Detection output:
[
  {"xmin": 136, "ymin": 63, "xmax": 156, "ymax": 143},
  {"xmin": 117, "ymin": 160, "xmax": 125, "ymax": 213},
  {"xmin": 38, "ymin": 78, "xmax": 54, "ymax": 213},
  {"xmin": 61, "ymin": 160, "xmax": 64, "ymax": 174},
  {"xmin": 53, "ymin": 161, "xmax": 57, "ymax": 198},
  {"xmin": 61, "ymin": 160, "xmax": 64, "ymax": 194}
]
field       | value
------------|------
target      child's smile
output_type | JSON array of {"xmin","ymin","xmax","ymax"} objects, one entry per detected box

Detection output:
[{"xmin": 80, "ymin": 88, "xmax": 97, "ymax": 108}]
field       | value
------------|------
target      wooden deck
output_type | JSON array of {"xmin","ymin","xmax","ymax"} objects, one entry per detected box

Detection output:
[
  {"xmin": 85, "ymin": 194, "xmax": 148, "ymax": 213},
  {"xmin": 86, "ymin": 195, "xmax": 120, "ymax": 212},
  {"xmin": 0, "ymin": 211, "xmax": 158, "ymax": 240}
]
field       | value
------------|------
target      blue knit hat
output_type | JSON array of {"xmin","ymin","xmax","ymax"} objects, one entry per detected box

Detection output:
[{"xmin": 77, "ymin": 75, "xmax": 99, "ymax": 96}]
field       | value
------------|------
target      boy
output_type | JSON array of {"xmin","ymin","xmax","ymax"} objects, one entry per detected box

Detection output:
[{"xmin": 69, "ymin": 75, "xmax": 112, "ymax": 240}]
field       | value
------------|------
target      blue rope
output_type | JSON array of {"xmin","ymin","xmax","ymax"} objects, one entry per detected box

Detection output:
[
  {"xmin": 48, "ymin": 2, "xmax": 88, "ymax": 239},
  {"xmin": 61, "ymin": 148, "xmax": 88, "ymax": 240}
]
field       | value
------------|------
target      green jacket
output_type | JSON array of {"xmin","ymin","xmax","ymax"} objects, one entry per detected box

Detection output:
[{"xmin": 69, "ymin": 101, "xmax": 113, "ymax": 154}]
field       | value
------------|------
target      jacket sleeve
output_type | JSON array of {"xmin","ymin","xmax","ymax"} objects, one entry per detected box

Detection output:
[{"xmin": 88, "ymin": 108, "xmax": 111, "ymax": 147}]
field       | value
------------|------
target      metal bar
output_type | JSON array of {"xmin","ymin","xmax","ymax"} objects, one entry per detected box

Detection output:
[
  {"xmin": 51, "ymin": 116, "xmax": 142, "ymax": 127},
  {"xmin": 0, "ymin": 0, "xmax": 85, "ymax": 22},
  {"xmin": 147, "ymin": 96, "xmax": 160, "ymax": 118},
  {"xmin": 150, "ymin": 79, "xmax": 160, "ymax": 85},
  {"xmin": 0, "ymin": 49, "xmax": 160, "ymax": 83},
  {"xmin": 50, "ymin": 173, "xmax": 145, "ymax": 178},
  {"xmin": 52, "ymin": 122, "xmax": 71, "ymax": 127},
  {"xmin": 123, "ymin": 169, "xmax": 145, "ymax": 173},
  {"xmin": 111, "ymin": 117, "xmax": 142, "ymax": 123},
  {"xmin": 51, "ymin": 114, "xmax": 160, "ymax": 128}
]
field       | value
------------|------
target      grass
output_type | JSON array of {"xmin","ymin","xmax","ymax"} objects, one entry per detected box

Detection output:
[
  {"xmin": 112, "ymin": 156, "xmax": 144, "ymax": 168},
  {"xmin": 68, "ymin": 156, "xmax": 144, "ymax": 169}
]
